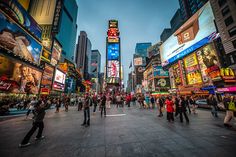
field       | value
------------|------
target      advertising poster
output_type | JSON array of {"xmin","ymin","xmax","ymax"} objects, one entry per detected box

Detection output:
[
  {"xmin": 183, "ymin": 53, "xmax": 202, "ymax": 85},
  {"xmin": 108, "ymin": 37, "xmax": 119, "ymax": 43},
  {"xmin": 107, "ymin": 60, "xmax": 120, "ymax": 77},
  {"xmin": 41, "ymin": 64, "xmax": 54, "ymax": 89},
  {"xmin": 0, "ymin": 54, "xmax": 42, "ymax": 94},
  {"xmin": 109, "ymin": 20, "xmax": 118, "ymax": 28},
  {"xmin": 107, "ymin": 28, "xmax": 119, "ymax": 37},
  {"xmin": 154, "ymin": 78, "xmax": 170, "ymax": 92},
  {"xmin": 196, "ymin": 44, "xmax": 221, "ymax": 82},
  {"xmin": 0, "ymin": 0, "xmax": 42, "ymax": 39},
  {"xmin": 41, "ymin": 48, "xmax": 51, "ymax": 63},
  {"xmin": 134, "ymin": 57, "xmax": 143, "ymax": 66},
  {"xmin": 160, "ymin": 2, "xmax": 219, "ymax": 67},
  {"xmin": 51, "ymin": 40, "xmax": 62, "ymax": 66},
  {"xmin": 172, "ymin": 63, "xmax": 183, "ymax": 86},
  {"xmin": 107, "ymin": 43, "xmax": 119, "ymax": 60},
  {"xmin": 153, "ymin": 66, "xmax": 169, "ymax": 77},
  {"xmin": 220, "ymin": 68, "xmax": 236, "ymax": 83},
  {"xmin": 52, "ymin": 69, "xmax": 66, "ymax": 91},
  {"xmin": 0, "ymin": 11, "xmax": 42, "ymax": 65}
]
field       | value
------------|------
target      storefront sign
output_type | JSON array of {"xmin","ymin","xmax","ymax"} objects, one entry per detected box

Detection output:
[
  {"xmin": 52, "ymin": 0, "xmax": 63, "ymax": 33},
  {"xmin": 0, "ymin": 11, "xmax": 43, "ymax": 65},
  {"xmin": 220, "ymin": 68, "xmax": 236, "ymax": 82},
  {"xmin": 217, "ymin": 86, "xmax": 236, "ymax": 92},
  {"xmin": 0, "ymin": 54, "xmax": 42, "ymax": 94},
  {"xmin": 0, "ymin": 0, "xmax": 42, "ymax": 39},
  {"xmin": 160, "ymin": 2, "xmax": 219, "ymax": 67}
]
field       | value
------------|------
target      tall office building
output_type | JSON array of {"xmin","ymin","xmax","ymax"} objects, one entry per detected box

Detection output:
[
  {"xmin": 179, "ymin": 0, "xmax": 208, "ymax": 20},
  {"xmin": 28, "ymin": 0, "xmax": 78, "ymax": 62},
  {"xmin": 160, "ymin": 28, "xmax": 172, "ymax": 42},
  {"xmin": 170, "ymin": 9, "xmax": 184, "ymax": 33},
  {"xmin": 90, "ymin": 50, "xmax": 101, "ymax": 78},
  {"xmin": 210, "ymin": 0, "xmax": 236, "ymax": 69},
  {"xmin": 135, "ymin": 43, "xmax": 152, "ymax": 57},
  {"xmin": 75, "ymin": 31, "xmax": 92, "ymax": 79}
]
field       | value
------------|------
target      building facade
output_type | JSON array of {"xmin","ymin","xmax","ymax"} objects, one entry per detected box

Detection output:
[
  {"xmin": 170, "ymin": 9, "xmax": 185, "ymax": 33},
  {"xmin": 90, "ymin": 50, "xmax": 101, "ymax": 78},
  {"xmin": 179, "ymin": 0, "xmax": 208, "ymax": 20},
  {"xmin": 210, "ymin": 0, "xmax": 236, "ymax": 69},
  {"xmin": 160, "ymin": 28, "xmax": 172, "ymax": 42}
]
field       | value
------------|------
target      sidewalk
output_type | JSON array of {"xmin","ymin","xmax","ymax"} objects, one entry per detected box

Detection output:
[{"xmin": 0, "ymin": 105, "xmax": 236, "ymax": 157}]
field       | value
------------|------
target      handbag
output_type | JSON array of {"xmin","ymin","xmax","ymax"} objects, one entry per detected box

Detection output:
[{"xmin": 228, "ymin": 101, "xmax": 236, "ymax": 111}]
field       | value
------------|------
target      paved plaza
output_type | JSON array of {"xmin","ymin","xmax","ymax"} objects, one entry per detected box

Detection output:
[{"xmin": 0, "ymin": 105, "xmax": 236, "ymax": 157}]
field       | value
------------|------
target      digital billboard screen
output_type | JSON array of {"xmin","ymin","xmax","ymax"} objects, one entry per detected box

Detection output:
[
  {"xmin": 54, "ymin": 69, "xmax": 66, "ymax": 85},
  {"xmin": 107, "ymin": 43, "xmax": 119, "ymax": 60},
  {"xmin": 160, "ymin": 2, "xmax": 219, "ymax": 67},
  {"xmin": 107, "ymin": 60, "xmax": 119, "ymax": 78},
  {"xmin": 134, "ymin": 57, "xmax": 143, "ymax": 66},
  {"xmin": 0, "ymin": 54, "xmax": 42, "ymax": 94},
  {"xmin": 0, "ymin": 10, "xmax": 43, "ymax": 65},
  {"xmin": 153, "ymin": 66, "xmax": 169, "ymax": 77},
  {"xmin": 51, "ymin": 40, "xmax": 62, "ymax": 66}
]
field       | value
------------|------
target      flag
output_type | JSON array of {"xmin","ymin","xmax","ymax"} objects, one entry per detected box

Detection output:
[{"xmin": 129, "ymin": 61, "xmax": 132, "ymax": 68}]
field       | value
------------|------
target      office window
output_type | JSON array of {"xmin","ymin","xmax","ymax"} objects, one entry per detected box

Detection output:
[
  {"xmin": 218, "ymin": 0, "xmax": 227, "ymax": 7},
  {"xmin": 221, "ymin": 6, "xmax": 230, "ymax": 16},
  {"xmin": 234, "ymin": 0, "xmax": 236, "ymax": 5},
  {"xmin": 224, "ymin": 16, "xmax": 234, "ymax": 26},
  {"xmin": 233, "ymin": 39, "xmax": 236, "ymax": 49},
  {"xmin": 228, "ymin": 26, "xmax": 236, "ymax": 37}
]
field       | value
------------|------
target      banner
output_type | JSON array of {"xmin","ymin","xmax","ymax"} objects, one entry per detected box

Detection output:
[
  {"xmin": 0, "ymin": 11, "xmax": 42, "ymax": 65},
  {"xmin": 0, "ymin": 54, "xmax": 42, "ymax": 94}
]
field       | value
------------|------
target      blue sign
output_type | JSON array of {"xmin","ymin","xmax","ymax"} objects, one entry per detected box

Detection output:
[
  {"xmin": 153, "ymin": 66, "xmax": 169, "ymax": 77},
  {"xmin": 0, "ymin": 0, "xmax": 42, "ymax": 40},
  {"xmin": 0, "ymin": 11, "xmax": 42, "ymax": 64},
  {"xmin": 107, "ymin": 43, "xmax": 119, "ymax": 60}
]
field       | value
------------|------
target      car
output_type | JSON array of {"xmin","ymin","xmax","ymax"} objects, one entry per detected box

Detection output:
[{"xmin": 195, "ymin": 99, "xmax": 211, "ymax": 109}]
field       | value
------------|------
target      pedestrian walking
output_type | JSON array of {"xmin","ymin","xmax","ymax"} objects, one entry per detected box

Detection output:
[
  {"xmin": 55, "ymin": 98, "xmax": 61, "ymax": 113},
  {"xmin": 19, "ymin": 100, "xmax": 49, "ymax": 147},
  {"xmin": 126, "ymin": 94, "xmax": 131, "ymax": 108},
  {"xmin": 190, "ymin": 96, "xmax": 197, "ymax": 114},
  {"xmin": 185, "ymin": 96, "xmax": 191, "ymax": 114},
  {"xmin": 179, "ymin": 96, "xmax": 189, "ymax": 123},
  {"xmin": 158, "ymin": 97, "xmax": 164, "ymax": 117},
  {"xmin": 25, "ymin": 97, "xmax": 37, "ymax": 119},
  {"xmin": 64, "ymin": 96, "xmax": 69, "ymax": 112},
  {"xmin": 174, "ymin": 96, "xmax": 180, "ymax": 117},
  {"xmin": 150, "ymin": 96, "xmax": 155, "ymax": 109},
  {"xmin": 116, "ymin": 94, "xmax": 121, "ymax": 108},
  {"xmin": 101, "ymin": 94, "xmax": 107, "ymax": 117},
  {"xmin": 81, "ymin": 94, "xmax": 90, "ymax": 127},
  {"xmin": 207, "ymin": 94, "xmax": 218, "ymax": 117},
  {"xmin": 165, "ymin": 97, "xmax": 174, "ymax": 122},
  {"xmin": 223, "ymin": 95, "xmax": 236, "ymax": 127},
  {"xmin": 93, "ymin": 94, "xmax": 98, "ymax": 113}
]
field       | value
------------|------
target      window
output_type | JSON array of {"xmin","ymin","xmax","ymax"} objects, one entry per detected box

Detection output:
[
  {"xmin": 221, "ymin": 6, "xmax": 230, "ymax": 16},
  {"xmin": 229, "ymin": 26, "xmax": 236, "ymax": 37},
  {"xmin": 218, "ymin": 0, "xmax": 227, "ymax": 7},
  {"xmin": 232, "ymin": 40, "xmax": 236, "ymax": 49},
  {"xmin": 224, "ymin": 16, "xmax": 234, "ymax": 26}
]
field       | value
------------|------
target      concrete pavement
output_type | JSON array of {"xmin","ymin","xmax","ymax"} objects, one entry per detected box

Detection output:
[{"xmin": 0, "ymin": 105, "xmax": 236, "ymax": 157}]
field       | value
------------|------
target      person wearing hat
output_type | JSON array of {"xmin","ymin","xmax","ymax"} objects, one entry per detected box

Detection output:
[{"xmin": 19, "ymin": 100, "xmax": 49, "ymax": 147}]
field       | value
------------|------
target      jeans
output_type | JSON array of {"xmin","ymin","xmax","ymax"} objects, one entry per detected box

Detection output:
[
  {"xmin": 179, "ymin": 111, "xmax": 189, "ymax": 122},
  {"xmin": 21, "ymin": 121, "xmax": 44, "ymax": 144},
  {"xmin": 83, "ymin": 107, "xmax": 90, "ymax": 125},
  {"xmin": 167, "ymin": 112, "xmax": 174, "ymax": 121},
  {"xmin": 101, "ymin": 105, "xmax": 106, "ymax": 116},
  {"xmin": 93, "ymin": 105, "xmax": 97, "ymax": 112},
  {"xmin": 211, "ymin": 105, "xmax": 218, "ymax": 117}
]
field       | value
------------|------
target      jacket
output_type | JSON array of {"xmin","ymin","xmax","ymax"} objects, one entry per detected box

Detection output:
[{"xmin": 165, "ymin": 99, "xmax": 174, "ymax": 113}]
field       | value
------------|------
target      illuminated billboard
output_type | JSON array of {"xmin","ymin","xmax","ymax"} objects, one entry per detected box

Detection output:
[
  {"xmin": 0, "ymin": 11, "xmax": 42, "ymax": 65},
  {"xmin": 107, "ymin": 43, "xmax": 119, "ymax": 60},
  {"xmin": 153, "ymin": 66, "xmax": 169, "ymax": 77},
  {"xmin": 109, "ymin": 20, "xmax": 118, "ymax": 28},
  {"xmin": 0, "ymin": 0, "xmax": 42, "ymax": 39},
  {"xmin": 134, "ymin": 57, "xmax": 143, "ymax": 66},
  {"xmin": 0, "ymin": 54, "xmax": 42, "ymax": 94},
  {"xmin": 107, "ymin": 60, "xmax": 119, "ymax": 77},
  {"xmin": 53, "ymin": 69, "xmax": 66, "ymax": 91},
  {"xmin": 108, "ymin": 37, "xmax": 119, "ymax": 43},
  {"xmin": 160, "ymin": 2, "xmax": 219, "ymax": 67},
  {"xmin": 51, "ymin": 40, "xmax": 62, "ymax": 66}
]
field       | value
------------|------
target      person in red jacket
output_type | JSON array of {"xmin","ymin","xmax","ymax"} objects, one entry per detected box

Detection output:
[
  {"xmin": 165, "ymin": 97, "xmax": 174, "ymax": 122},
  {"xmin": 126, "ymin": 94, "xmax": 131, "ymax": 107}
]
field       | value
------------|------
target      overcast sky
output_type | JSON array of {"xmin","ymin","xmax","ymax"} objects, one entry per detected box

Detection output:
[{"xmin": 76, "ymin": 0, "xmax": 179, "ymax": 86}]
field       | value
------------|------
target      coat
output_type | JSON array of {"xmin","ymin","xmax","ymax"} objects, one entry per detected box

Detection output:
[{"xmin": 165, "ymin": 99, "xmax": 174, "ymax": 113}]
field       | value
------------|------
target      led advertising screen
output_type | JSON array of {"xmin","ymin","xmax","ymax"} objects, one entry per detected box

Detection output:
[
  {"xmin": 134, "ymin": 57, "xmax": 143, "ymax": 66},
  {"xmin": 54, "ymin": 69, "xmax": 66, "ymax": 84},
  {"xmin": 0, "ymin": 54, "xmax": 42, "ymax": 94},
  {"xmin": 160, "ymin": 2, "xmax": 219, "ymax": 67},
  {"xmin": 41, "ymin": 64, "xmax": 54, "ymax": 89},
  {"xmin": 107, "ymin": 28, "xmax": 119, "ymax": 37},
  {"xmin": 108, "ymin": 37, "xmax": 119, "ymax": 43},
  {"xmin": 107, "ymin": 43, "xmax": 119, "ymax": 60},
  {"xmin": 41, "ymin": 48, "xmax": 51, "ymax": 63},
  {"xmin": 107, "ymin": 60, "xmax": 119, "ymax": 78},
  {"xmin": 0, "ymin": 11, "xmax": 43, "ymax": 65},
  {"xmin": 183, "ymin": 53, "xmax": 202, "ymax": 85},
  {"xmin": 153, "ymin": 66, "xmax": 169, "ymax": 77},
  {"xmin": 0, "ymin": 0, "xmax": 42, "ymax": 39},
  {"xmin": 109, "ymin": 20, "xmax": 118, "ymax": 28},
  {"xmin": 51, "ymin": 40, "xmax": 62, "ymax": 66}
]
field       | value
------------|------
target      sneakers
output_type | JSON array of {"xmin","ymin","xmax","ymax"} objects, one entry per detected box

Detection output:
[
  {"xmin": 35, "ymin": 136, "xmax": 45, "ymax": 140},
  {"xmin": 19, "ymin": 143, "xmax": 30, "ymax": 148}
]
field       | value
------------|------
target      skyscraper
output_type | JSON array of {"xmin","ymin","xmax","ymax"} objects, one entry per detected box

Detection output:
[
  {"xmin": 90, "ymin": 50, "xmax": 101, "ymax": 78},
  {"xmin": 135, "ymin": 43, "xmax": 152, "ymax": 57},
  {"xmin": 179, "ymin": 0, "xmax": 208, "ymax": 20},
  {"xmin": 75, "ymin": 31, "xmax": 92, "ymax": 79}
]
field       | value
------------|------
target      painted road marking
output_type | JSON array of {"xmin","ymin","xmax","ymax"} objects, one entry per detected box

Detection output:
[{"xmin": 106, "ymin": 114, "xmax": 126, "ymax": 117}]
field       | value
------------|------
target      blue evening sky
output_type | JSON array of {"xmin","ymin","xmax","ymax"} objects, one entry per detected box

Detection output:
[{"xmin": 76, "ymin": 0, "xmax": 179, "ymax": 86}]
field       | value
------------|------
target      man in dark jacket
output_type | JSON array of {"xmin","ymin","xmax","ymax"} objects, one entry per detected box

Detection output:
[
  {"xmin": 81, "ymin": 94, "xmax": 90, "ymax": 127},
  {"xmin": 179, "ymin": 96, "xmax": 189, "ymax": 123},
  {"xmin": 101, "ymin": 94, "xmax": 106, "ymax": 117},
  {"xmin": 19, "ymin": 100, "xmax": 49, "ymax": 147},
  {"xmin": 207, "ymin": 94, "xmax": 218, "ymax": 117}
]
